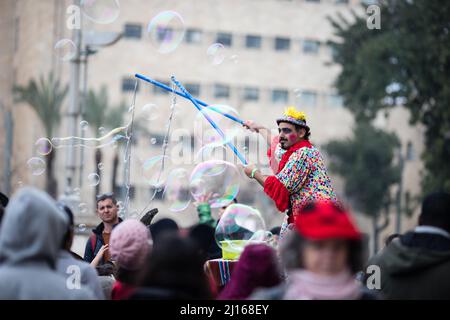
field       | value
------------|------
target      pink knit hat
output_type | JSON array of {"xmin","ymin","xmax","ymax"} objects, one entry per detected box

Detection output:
[{"xmin": 109, "ymin": 219, "xmax": 151, "ymax": 270}]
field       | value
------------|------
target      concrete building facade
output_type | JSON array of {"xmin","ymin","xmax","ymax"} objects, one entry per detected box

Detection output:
[{"xmin": 1, "ymin": 0, "xmax": 425, "ymax": 255}]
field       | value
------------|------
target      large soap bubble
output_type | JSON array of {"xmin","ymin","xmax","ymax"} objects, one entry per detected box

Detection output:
[
  {"xmin": 215, "ymin": 204, "xmax": 267, "ymax": 259},
  {"xmin": 189, "ymin": 160, "xmax": 239, "ymax": 208},
  {"xmin": 163, "ymin": 168, "xmax": 191, "ymax": 212}
]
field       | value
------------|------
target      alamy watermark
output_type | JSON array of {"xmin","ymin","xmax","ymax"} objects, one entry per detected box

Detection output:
[
  {"xmin": 366, "ymin": 5, "xmax": 381, "ymax": 30},
  {"xmin": 66, "ymin": 265, "xmax": 81, "ymax": 290}
]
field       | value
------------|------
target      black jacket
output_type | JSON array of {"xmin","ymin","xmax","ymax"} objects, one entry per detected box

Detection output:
[
  {"xmin": 367, "ymin": 231, "xmax": 450, "ymax": 299},
  {"xmin": 83, "ymin": 219, "xmax": 122, "ymax": 264}
]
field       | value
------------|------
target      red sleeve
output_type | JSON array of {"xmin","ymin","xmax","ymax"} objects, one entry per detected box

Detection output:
[{"xmin": 264, "ymin": 176, "xmax": 290, "ymax": 212}]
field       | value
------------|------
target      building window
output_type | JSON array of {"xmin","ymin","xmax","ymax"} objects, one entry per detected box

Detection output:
[
  {"xmin": 185, "ymin": 28, "xmax": 202, "ymax": 44},
  {"xmin": 305, "ymin": 0, "xmax": 321, "ymax": 3},
  {"xmin": 185, "ymin": 83, "xmax": 201, "ymax": 97},
  {"xmin": 216, "ymin": 32, "xmax": 233, "ymax": 47},
  {"xmin": 328, "ymin": 44, "xmax": 338, "ymax": 60},
  {"xmin": 298, "ymin": 91, "xmax": 317, "ymax": 107},
  {"xmin": 153, "ymin": 79, "xmax": 170, "ymax": 95},
  {"xmin": 156, "ymin": 27, "xmax": 173, "ymax": 42},
  {"xmin": 272, "ymin": 89, "xmax": 289, "ymax": 104},
  {"xmin": 275, "ymin": 37, "xmax": 290, "ymax": 51},
  {"xmin": 336, "ymin": 0, "xmax": 349, "ymax": 4},
  {"xmin": 214, "ymin": 84, "xmax": 230, "ymax": 99},
  {"xmin": 246, "ymin": 35, "xmax": 261, "ymax": 49},
  {"xmin": 406, "ymin": 141, "xmax": 415, "ymax": 161},
  {"xmin": 327, "ymin": 94, "xmax": 343, "ymax": 108},
  {"xmin": 303, "ymin": 40, "xmax": 320, "ymax": 54},
  {"xmin": 14, "ymin": 18, "xmax": 20, "ymax": 52},
  {"xmin": 122, "ymin": 78, "xmax": 139, "ymax": 92},
  {"xmin": 124, "ymin": 23, "xmax": 142, "ymax": 39},
  {"xmin": 243, "ymin": 87, "xmax": 259, "ymax": 101}
]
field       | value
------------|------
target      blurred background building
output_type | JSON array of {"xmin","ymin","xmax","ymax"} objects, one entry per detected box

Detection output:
[{"xmin": 0, "ymin": 0, "xmax": 424, "ymax": 256}]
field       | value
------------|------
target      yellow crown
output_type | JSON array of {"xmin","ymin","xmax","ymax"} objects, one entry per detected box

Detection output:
[{"xmin": 284, "ymin": 106, "xmax": 306, "ymax": 122}]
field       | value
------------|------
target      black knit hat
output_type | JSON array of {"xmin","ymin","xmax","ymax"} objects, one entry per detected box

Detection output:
[
  {"xmin": 0, "ymin": 192, "xmax": 8, "ymax": 208},
  {"xmin": 419, "ymin": 192, "xmax": 450, "ymax": 232}
]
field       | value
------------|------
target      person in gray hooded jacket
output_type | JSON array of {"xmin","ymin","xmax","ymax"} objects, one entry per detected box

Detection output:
[
  {"xmin": 56, "ymin": 204, "xmax": 104, "ymax": 299},
  {"xmin": 0, "ymin": 187, "xmax": 94, "ymax": 300}
]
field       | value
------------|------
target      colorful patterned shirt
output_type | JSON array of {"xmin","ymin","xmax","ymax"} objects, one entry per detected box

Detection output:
[{"xmin": 264, "ymin": 141, "xmax": 337, "ymax": 219}]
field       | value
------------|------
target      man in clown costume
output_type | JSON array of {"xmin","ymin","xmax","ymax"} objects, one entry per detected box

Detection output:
[{"xmin": 242, "ymin": 106, "xmax": 337, "ymax": 237}]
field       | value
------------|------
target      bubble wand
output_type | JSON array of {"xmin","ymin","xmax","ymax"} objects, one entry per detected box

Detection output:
[
  {"xmin": 135, "ymin": 73, "xmax": 244, "ymax": 125},
  {"xmin": 170, "ymin": 76, "xmax": 248, "ymax": 165}
]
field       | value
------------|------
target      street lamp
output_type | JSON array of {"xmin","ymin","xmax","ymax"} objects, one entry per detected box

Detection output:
[{"xmin": 78, "ymin": 31, "xmax": 122, "ymax": 188}]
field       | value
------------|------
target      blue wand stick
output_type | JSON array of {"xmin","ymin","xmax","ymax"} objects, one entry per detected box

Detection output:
[
  {"xmin": 170, "ymin": 76, "xmax": 248, "ymax": 165},
  {"xmin": 135, "ymin": 73, "xmax": 244, "ymax": 125}
]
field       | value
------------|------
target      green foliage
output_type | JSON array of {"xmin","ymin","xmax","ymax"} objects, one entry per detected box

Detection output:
[
  {"xmin": 325, "ymin": 121, "xmax": 401, "ymax": 217},
  {"xmin": 13, "ymin": 72, "xmax": 68, "ymax": 137},
  {"xmin": 84, "ymin": 86, "xmax": 109, "ymax": 129},
  {"xmin": 328, "ymin": 0, "xmax": 450, "ymax": 194}
]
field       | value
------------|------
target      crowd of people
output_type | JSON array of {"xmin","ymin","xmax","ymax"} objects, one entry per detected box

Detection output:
[
  {"xmin": 0, "ymin": 107, "xmax": 449, "ymax": 300},
  {"xmin": 0, "ymin": 187, "xmax": 449, "ymax": 300}
]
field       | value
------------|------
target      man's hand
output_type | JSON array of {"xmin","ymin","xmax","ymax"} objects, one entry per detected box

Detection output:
[
  {"xmin": 193, "ymin": 192, "xmax": 213, "ymax": 207},
  {"xmin": 243, "ymin": 120, "xmax": 264, "ymax": 133},
  {"xmin": 241, "ymin": 163, "xmax": 258, "ymax": 179}
]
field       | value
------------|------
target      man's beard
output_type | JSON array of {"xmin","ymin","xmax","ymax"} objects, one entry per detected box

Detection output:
[{"xmin": 280, "ymin": 140, "xmax": 288, "ymax": 150}]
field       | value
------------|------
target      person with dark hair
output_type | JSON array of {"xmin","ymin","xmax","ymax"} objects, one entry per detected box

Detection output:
[
  {"xmin": 366, "ymin": 192, "xmax": 450, "ymax": 299},
  {"xmin": 193, "ymin": 193, "xmax": 238, "ymax": 228},
  {"xmin": 109, "ymin": 219, "xmax": 151, "ymax": 300},
  {"xmin": 189, "ymin": 223, "xmax": 221, "ymax": 261},
  {"xmin": 149, "ymin": 218, "xmax": 179, "ymax": 244},
  {"xmin": 218, "ymin": 243, "xmax": 282, "ymax": 300},
  {"xmin": 130, "ymin": 233, "xmax": 212, "ymax": 300},
  {"xmin": 242, "ymin": 106, "xmax": 337, "ymax": 239},
  {"xmin": 83, "ymin": 192, "xmax": 122, "ymax": 266},
  {"xmin": 55, "ymin": 204, "xmax": 104, "ymax": 299},
  {"xmin": 0, "ymin": 187, "xmax": 93, "ymax": 299},
  {"xmin": 251, "ymin": 201, "xmax": 371, "ymax": 300},
  {"xmin": 0, "ymin": 192, "xmax": 8, "ymax": 226}
]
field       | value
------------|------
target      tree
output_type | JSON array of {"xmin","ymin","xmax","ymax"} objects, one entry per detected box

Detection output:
[
  {"xmin": 328, "ymin": 0, "xmax": 450, "ymax": 194},
  {"xmin": 104, "ymin": 101, "xmax": 126, "ymax": 194},
  {"xmin": 84, "ymin": 86, "xmax": 109, "ymax": 198},
  {"xmin": 14, "ymin": 73, "xmax": 68, "ymax": 197},
  {"xmin": 324, "ymin": 121, "xmax": 401, "ymax": 253}
]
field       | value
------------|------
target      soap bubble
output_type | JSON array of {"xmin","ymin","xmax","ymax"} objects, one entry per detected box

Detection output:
[
  {"xmin": 78, "ymin": 224, "xmax": 87, "ymax": 232},
  {"xmin": 54, "ymin": 39, "xmax": 76, "ymax": 62},
  {"xmin": 81, "ymin": 0, "xmax": 120, "ymax": 24},
  {"xmin": 35, "ymin": 138, "xmax": 53, "ymax": 156},
  {"xmin": 150, "ymin": 138, "xmax": 157, "ymax": 145},
  {"xmin": 98, "ymin": 162, "xmax": 105, "ymax": 171},
  {"xmin": 142, "ymin": 155, "xmax": 172, "ymax": 188},
  {"xmin": 207, "ymin": 43, "xmax": 226, "ymax": 65},
  {"xmin": 163, "ymin": 168, "xmax": 191, "ymax": 212},
  {"xmin": 189, "ymin": 160, "xmax": 240, "ymax": 208},
  {"xmin": 215, "ymin": 204, "xmax": 266, "ymax": 254},
  {"xmin": 98, "ymin": 127, "xmax": 106, "ymax": 136},
  {"xmin": 73, "ymin": 188, "xmax": 81, "ymax": 196},
  {"xmin": 79, "ymin": 203, "xmax": 88, "ymax": 214},
  {"xmin": 147, "ymin": 11, "xmax": 186, "ymax": 54},
  {"xmin": 195, "ymin": 144, "xmax": 228, "ymax": 163},
  {"xmin": 87, "ymin": 173, "xmax": 100, "ymax": 186},
  {"xmin": 27, "ymin": 157, "xmax": 46, "ymax": 176},
  {"xmin": 80, "ymin": 120, "xmax": 89, "ymax": 131}
]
